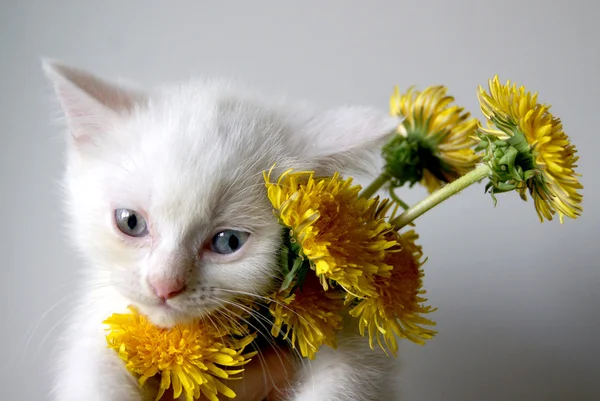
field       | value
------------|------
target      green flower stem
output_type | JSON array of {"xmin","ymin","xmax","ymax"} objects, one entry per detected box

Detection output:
[
  {"xmin": 359, "ymin": 173, "xmax": 390, "ymax": 199},
  {"xmin": 390, "ymin": 164, "xmax": 492, "ymax": 229},
  {"xmin": 389, "ymin": 188, "xmax": 410, "ymax": 210}
]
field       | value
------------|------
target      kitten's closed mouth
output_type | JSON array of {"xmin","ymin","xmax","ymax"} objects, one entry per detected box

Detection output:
[
  {"xmin": 137, "ymin": 302, "xmax": 193, "ymax": 329},
  {"xmin": 156, "ymin": 301, "xmax": 173, "ymax": 311}
]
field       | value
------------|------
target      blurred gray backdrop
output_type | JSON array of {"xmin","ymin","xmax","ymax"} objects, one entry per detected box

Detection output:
[{"xmin": 1, "ymin": 1, "xmax": 598, "ymax": 400}]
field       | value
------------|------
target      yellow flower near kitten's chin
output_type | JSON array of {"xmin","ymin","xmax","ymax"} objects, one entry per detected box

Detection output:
[
  {"xmin": 349, "ymin": 230, "xmax": 436, "ymax": 355},
  {"xmin": 264, "ymin": 168, "xmax": 399, "ymax": 297},
  {"xmin": 268, "ymin": 276, "xmax": 345, "ymax": 360},
  {"xmin": 103, "ymin": 307, "xmax": 256, "ymax": 401},
  {"xmin": 478, "ymin": 76, "xmax": 583, "ymax": 223},
  {"xmin": 388, "ymin": 85, "xmax": 480, "ymax": 193}
]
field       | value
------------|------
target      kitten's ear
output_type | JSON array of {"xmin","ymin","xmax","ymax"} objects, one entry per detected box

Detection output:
[
  {"xmin": 295, "ymin": 106, "xmax": 402, "ymax": 175},
  {"xmin": 42, "ymin": 59, "xmax": 147, "ymax": 143}
]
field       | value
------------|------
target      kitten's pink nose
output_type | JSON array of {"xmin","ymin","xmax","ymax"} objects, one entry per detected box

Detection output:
[{"xmin": 148, "ymin": 278, "xmax": 186, "ymax": 300}]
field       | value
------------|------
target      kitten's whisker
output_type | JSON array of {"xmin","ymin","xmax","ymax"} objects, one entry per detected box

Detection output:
[
  {"xmin": 8, "ymin": 282, "xmax": 112, "ymax": 374},
  {"xmin": 210, "ymin": 296, "xmax": 310, "ymax": 377},
  {"xmin": 210, "ymin": 308, "xmax": 272, "ymax": 396},
  {"xmin": 203, "ymin": 301, "xmax": 281, "ymax": 394},
  {"xmin": 30, "ymin": 294, "xmax": 125, "ymax": 380},
  {"xmin": 34, "ymin": 310, "xmax": 74, "ymax": 361},
  {"xmin": 212, "ymin": 291, "xmax": 320, "ymax": 388},
  {"xmin": 201, "ymin": 309, "xmax": 227, "ymax": 343},
  {"xmin": 224, "ymin": 296, "xmax": 310, "ymax": 371},
  {"xmin": 12, "ymin": 291, "xmax": 81, "ymax": 372},
  {"xmin": 210, "ymin": 298, "xmax": 294, "ymax": 368},
  {"xmin": 209, "ymin": 300, "xmax": 295, "ymax": 394},
  {"xmin": 209, "ymin": 298, "xmax": 285, "ymax": 355},
  {"xmin": 213, "ymin": 288, "xmax": 325, "ymax": 336}
]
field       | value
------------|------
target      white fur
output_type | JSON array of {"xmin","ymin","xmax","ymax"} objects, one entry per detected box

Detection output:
[{"xmin": 43, "ymin": 60, "xmax": 401, "ymax": 401}]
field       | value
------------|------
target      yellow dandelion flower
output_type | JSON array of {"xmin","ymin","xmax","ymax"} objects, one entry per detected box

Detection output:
[
  {"xmin": 478, "ymin": 76, "xmax": 540, "ymax": 135},
  {"xmin": 103, "ymin": 307, "xmax": 256, "ymax": 401},
  {"xmin": 268, "ymin": 276, "xmax": 345, "ymax": 359},
  {"xmin": 264, "ymin": 168, "xmax": 399, "ymax": 297},
  {"xmin": 349, "ymin": 230, "xmax": 436, "ymax": 355},
  {"xmin": 478, "ymin": 76, "xmax": 583, "ymax": 222},
  {"xmin": 387, "ymin": 85, "xmax": 480, "ymax": 193}
]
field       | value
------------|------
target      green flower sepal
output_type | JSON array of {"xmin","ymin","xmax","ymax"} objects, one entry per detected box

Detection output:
[
  {"xmin": 278, "ymin": 227, "xmax": 312, "ymax": 294},
  {"xmin": 382, "ymin": 130, "xmax": 455, "ymax": 190},
  {"xmin": 475, "ymin": 123, "xmax": 550, "ymax": 206}
]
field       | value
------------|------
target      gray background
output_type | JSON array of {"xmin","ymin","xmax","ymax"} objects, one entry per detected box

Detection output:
[{"xmin": 1, "ymin": 1, "xmax": 599, "ymax": 400}]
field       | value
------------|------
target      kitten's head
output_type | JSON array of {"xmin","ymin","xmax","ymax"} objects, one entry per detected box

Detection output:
[{"xmin": 44, "ymin": 61, "xmax": 400, "ymax": 327}]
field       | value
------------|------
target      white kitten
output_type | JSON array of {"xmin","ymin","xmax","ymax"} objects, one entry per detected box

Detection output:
[{"xmin": 43, "ymin": 61, "xmax": 401, "ymax": 401}]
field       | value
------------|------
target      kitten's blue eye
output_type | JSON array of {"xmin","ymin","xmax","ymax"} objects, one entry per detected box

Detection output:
[
  {"xmin": 115, "ymin": 209, "xmax": 148, "ymax": 237},
  {"xmin": 210, "ymin": 230, "xmax": 249, "ymax": 255}
]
